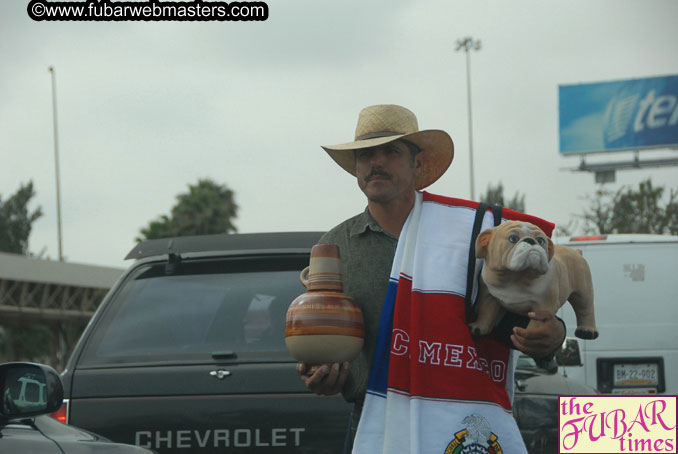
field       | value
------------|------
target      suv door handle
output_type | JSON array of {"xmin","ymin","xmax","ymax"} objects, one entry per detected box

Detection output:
[{"xmin": 210, "ymin": 370, "xmax": 231, "ymax": 379}]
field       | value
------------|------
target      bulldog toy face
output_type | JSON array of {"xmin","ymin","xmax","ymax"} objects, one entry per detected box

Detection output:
[
  {"xmin": 471, "ymin": 220, "xmax": 598, "ymax": 340},
  {"xmin": 476, "ymin": 221, "xmax": 554, "ymax": 274}
]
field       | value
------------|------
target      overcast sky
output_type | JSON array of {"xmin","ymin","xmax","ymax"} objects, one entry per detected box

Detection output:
[{"xmin": 1, "ymin": 0, "xmax": 677, "ymax": 269}]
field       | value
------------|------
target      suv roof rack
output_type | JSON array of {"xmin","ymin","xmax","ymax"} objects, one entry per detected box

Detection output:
[{"xmin": 125, "ymin": 232, "xmax": 325, "ymax": 261}]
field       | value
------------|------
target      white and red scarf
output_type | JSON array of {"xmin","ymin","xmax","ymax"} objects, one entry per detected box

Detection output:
[{"xmin": 353, "ymin": 191, "xmax": 554, "ymax": 454}]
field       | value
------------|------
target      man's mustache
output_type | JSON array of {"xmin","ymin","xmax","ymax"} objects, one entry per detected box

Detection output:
[{"xmin": 365, "ymin": 169, "xmax": 392, "ymax": 182}]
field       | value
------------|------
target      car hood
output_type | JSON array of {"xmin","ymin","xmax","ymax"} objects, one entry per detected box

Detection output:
[
  {"xmin": 32, "ymin": 415, "xmax": 155, "ymax": 453},
  {"xmin": 516, "ymin": 369, "xmax": 597, "ymax": 395}
]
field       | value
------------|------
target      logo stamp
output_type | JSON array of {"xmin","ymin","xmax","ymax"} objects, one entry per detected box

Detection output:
[
  {"xmin": 559, "ymin": 395, "xmax": 677, "ymax": 453},
  {"xmin": 444, "ymin": 414, "xmax": 503, "ymax": 454}
]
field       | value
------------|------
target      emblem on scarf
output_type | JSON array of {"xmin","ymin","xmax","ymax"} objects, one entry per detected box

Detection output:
[{"xmin": 444, "ymin": 414, "xmax": 503, "ymax": 454}]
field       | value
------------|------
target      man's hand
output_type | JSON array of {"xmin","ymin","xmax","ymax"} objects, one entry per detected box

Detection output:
[
  {"xmin": 511, "ymin": 311, "xmax": 565, "ymax": 358},
  {"xmin": 296, "ymin": 362, "xmax": 349, "ymax": 396}
]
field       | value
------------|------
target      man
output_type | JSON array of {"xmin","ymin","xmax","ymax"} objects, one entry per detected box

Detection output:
[{"xmin": 297, "ymin": 104, "xmax": 564, "ymax": 452}]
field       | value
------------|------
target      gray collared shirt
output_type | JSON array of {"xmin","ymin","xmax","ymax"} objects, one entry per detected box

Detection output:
[{"xmin": 318, "ymin": 207, "xmax": 398, "ymax": 406}]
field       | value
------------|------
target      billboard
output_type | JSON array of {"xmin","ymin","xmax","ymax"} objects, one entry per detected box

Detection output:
[{"xmin": 559, "ymin": 75, "xmax": 678, "ymax": 155}]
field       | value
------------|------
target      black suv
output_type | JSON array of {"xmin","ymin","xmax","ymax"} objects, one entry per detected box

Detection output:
[
  {"xmin": 61, "ymin": 233, "xmax": 351, "ymax": 454},
  {"xmin": 59, "ymin": 232, "xmax": 594, "ymax": 454}
]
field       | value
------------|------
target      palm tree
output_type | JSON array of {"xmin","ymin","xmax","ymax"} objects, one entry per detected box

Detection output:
[{"xmin": 138, "ymin": 179, "xmax": 238, "ymax": 240}]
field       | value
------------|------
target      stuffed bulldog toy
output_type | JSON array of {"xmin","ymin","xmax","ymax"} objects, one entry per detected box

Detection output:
[{"xmin": 468, "ymin": 220, "xmax": 599, "ymax": 340}]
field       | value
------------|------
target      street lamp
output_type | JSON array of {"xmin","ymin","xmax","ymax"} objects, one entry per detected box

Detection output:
[
  {"xmin": 455, "ymin": 36, "xmax": 481, "ymax": 201},
  {"xmin": 48, "ymin": 66, "xmax": 64, "ymax": 262}
]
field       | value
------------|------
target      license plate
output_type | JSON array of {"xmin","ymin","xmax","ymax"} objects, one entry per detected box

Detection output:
[{"xmin": 613, "ymin": 362, "xmax": 659, "ymax": 387}]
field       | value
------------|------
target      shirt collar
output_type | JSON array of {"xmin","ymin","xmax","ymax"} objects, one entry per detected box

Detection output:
[{"xmin": 350, "ymin": 207, "xmax": 391, "ymax": 237}]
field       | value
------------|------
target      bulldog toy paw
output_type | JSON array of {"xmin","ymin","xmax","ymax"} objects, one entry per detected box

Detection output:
[{"xmin": 472, "ymin": 221, "xmax": 599, "ymax": 340}]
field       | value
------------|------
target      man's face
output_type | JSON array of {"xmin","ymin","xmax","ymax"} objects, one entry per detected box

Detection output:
[{"xmin": 355, "ymin": 141, "xmax": 421, "ymax": 204}]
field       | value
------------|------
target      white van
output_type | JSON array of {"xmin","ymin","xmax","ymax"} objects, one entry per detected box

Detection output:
[{"xmin": 554, "ymin": 234, "xmax": 678, "ymax": 395}]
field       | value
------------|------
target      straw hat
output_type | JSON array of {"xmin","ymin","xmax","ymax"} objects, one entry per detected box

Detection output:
[{"xmin": 322, "ymin": 104, "xmax": 454, "ymax": 190}]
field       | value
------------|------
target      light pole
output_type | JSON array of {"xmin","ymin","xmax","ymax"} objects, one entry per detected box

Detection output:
[
  {"xmin": 455, "ymin": 36, "xmax": 481, "ymax": 201},
  {"xmin": 48, "ymin": 66, "xmax": 64, "ymax": 261}
]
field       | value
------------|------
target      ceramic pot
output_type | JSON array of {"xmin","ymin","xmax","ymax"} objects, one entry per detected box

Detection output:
[{"xmin": 285, "ymin": 244, "xmax": 364, "ymax": 364}]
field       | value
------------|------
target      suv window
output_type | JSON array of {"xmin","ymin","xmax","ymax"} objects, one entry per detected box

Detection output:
[{"xmin": 79, "ymin": 256, "xmax": 307, "ymax": 366}]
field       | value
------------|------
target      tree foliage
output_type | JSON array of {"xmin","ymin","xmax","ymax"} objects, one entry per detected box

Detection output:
[
  {"xmin": 0, "ymin": 181, "xmax": 50, "ymax": 365},
  {"xmin": 580, "ymin": 178, "xmax": 678, "ymax": 235},
  {"xmin": 480, "ymin": 182, "xmax": 526, "ymax": 213},
  {"xmin": 138, "ymin": 179, "xmax": 238, "ymax": 241},
  {"xmin": 0, "ymin": 181, "xmax": 43, "ymax": 254}
]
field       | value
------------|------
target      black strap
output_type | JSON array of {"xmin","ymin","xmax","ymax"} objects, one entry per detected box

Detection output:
[
  {"xmin": 493, "ymin": 205, "xmax": 503, "ymax": 227},
  {"xmin": 465, "ymin": 203, "xmax": 489, "ymax": 322},
  {"xmin": 465, "ymin": 203, "xmax": 503, "ymax": 323}
]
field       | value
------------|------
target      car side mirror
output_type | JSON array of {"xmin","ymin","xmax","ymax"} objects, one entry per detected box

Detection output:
[
  {"xmin": 555, "ymin": 337, "xmax": 583, "ymax": 367},
  {"xmin": 0, "ymin": 363, "xmax": 64, "ymax": 421}
]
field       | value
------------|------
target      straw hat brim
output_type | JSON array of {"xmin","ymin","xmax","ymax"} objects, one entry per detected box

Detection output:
[{"xmin": 322, "ymin": 129, "xmax": 454, "ymax": 190}]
